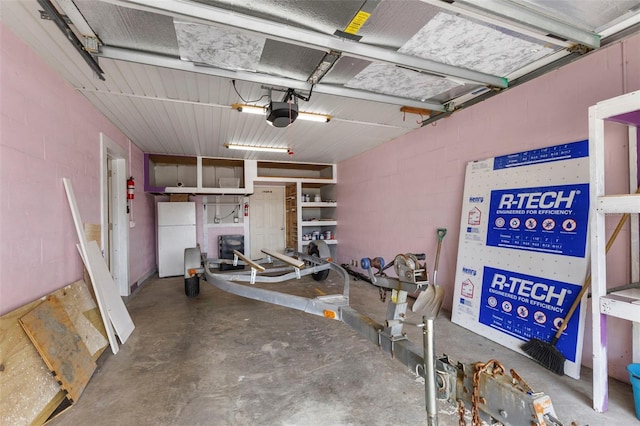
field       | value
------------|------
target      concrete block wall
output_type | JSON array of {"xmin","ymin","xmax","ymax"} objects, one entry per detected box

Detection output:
[
  {"xmin": 0, "ymin": 24, "xmax": 157, "ymax": 314},
  {"xmin": 337, "ymin": 33, "xmax": 640, "ymax": 382}
]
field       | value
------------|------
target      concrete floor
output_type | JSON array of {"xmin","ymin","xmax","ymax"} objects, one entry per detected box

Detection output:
[{"xmin": 48, "ymin": 269, "xmax": 637, "ymax": 426}]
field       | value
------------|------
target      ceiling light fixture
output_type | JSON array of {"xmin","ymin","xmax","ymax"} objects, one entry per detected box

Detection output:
[
  {"xmin": 298, "ymin": 112, "xmax": 331, "ymax": 123},
  {"xmin": 232, "ymin": 103, "xmax": 331, "ymax": 123},
  {"xmin": 225, "ymin": 143, "xmax": 290, "ymax": 154}
]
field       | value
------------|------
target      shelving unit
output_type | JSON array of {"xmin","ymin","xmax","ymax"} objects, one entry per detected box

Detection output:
[
  {"xmin": 256, "ymin": 161, "xmax": 334, "ymax": 182},
  {"xmin": 144, "ymin": 156, "xmax": 339, "ymax": 258},
  {"xmin": 588, "ymin": 90, "xmax": 640, "ymax": 412},
  {"xmin": 251, "ymin": 161, "xmax": 338, "ymax": 258},
  {"xmin": 299, "ymin": 182, "xmax": 337, "ymax": 257},
  {"xmin": 144, "ymin": 154, "xmax": 256, "ymax": 194}
]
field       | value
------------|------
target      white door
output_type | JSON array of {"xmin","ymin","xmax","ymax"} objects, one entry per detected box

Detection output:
[{"xmin": 250, "ymin": 186, "xmax": 285, "ymax": 258}]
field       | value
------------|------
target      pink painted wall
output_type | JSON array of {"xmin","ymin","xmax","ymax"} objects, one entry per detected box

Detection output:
[
  {"xmin": 128, "ymin": 146, "xmax": 158, "ymax": 289},
  {"xmin": 337, "ymin": 33, "xmax": 640, "ymax": 382},
  {"xmin": 0, "ymin": 24, "xmax": 157, "ymax": 313}
]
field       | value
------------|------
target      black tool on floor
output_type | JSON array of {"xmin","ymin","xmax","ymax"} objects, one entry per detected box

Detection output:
[{"xmin": 521, "ymin": 207, "xmax": 632, "ymax": 375}]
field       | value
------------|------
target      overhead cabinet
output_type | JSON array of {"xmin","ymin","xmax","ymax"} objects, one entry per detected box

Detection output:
[
  {"xmin": 144, "ymin": 154, "xmax": 255, "ymax": 194},
  {"xmin": 256, "ymin": 161, "xmax": 335, "ymax": 181},
  {"xmin": 144, "ymin": 155, "xmax": 338, "ymax": 196}
]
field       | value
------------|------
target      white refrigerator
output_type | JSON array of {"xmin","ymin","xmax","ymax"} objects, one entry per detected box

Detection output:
[{"xmin": 157, "ymin": 202, "xmax": 197, "ymax": 278}]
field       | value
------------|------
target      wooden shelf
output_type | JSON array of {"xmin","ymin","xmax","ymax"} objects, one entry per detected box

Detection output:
[
  {"xmin": 144, "ymin": 154, "xmax": 250, "ymax": 194},
  {"xmin": 301, "ymin": 239, "xmax": 337, "ymax": 245},
  {"xmin": 257, "ymin": 161, "xmax": 335, "ymax": 181},
  {"xmin": 301, "ymin": 220, "xmax": 337, "ymax": 226},
  {"xmin": 301, "ymin": 202, "xmax": 337, "ymax": 207},
  {"xmin": 600, "ymin": 290, "xmax": 640, "ymax": 322}
]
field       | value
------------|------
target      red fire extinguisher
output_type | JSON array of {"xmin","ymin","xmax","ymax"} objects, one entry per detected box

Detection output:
[
  {"xmin": 127, "ymin": 177, "xmax": 135, "ymax": 200},
  {"xmin": 244, "ymin": 202, "xmax": 249, "ymax": 217}
]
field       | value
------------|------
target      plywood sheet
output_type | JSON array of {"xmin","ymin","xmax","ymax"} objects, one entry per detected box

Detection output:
[
  {"xmin": 83, "ymin": 223, "xmax": 101, "ymax": 248},
  {"xmin": 19, "ymin": 296, "xmax": 97, "ymax": 403},
  {"xmin": 52, "ymin": 280, "xmax": 108, "ymax": 360},
  {"xmin": 0, "ymin": 300, "xmax": 64, "ymax": 426}
]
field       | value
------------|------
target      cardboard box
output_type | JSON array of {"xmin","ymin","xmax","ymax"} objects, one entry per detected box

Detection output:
[{"xmin": 169, "ymin": 194, "xmax": 189, "ymax": 202}]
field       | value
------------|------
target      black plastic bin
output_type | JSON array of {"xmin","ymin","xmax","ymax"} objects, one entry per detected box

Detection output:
[{"xmin": 219, "ymin": 235, "xmax": 245, "ymax": 271}]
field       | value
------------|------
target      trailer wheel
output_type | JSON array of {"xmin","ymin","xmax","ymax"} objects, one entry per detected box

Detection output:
[
  {"xmin": 308, "ymin": 241, "xmax": 330, "ymax": 281},
  {"xmin": 185, "ymin": 276, "xmax": 200, "ymax": 297}
]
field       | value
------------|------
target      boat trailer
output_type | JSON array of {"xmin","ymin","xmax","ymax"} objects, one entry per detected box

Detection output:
[{"xmin": 183, "ymin": 241, "xmax": 563, "ymax": 426}]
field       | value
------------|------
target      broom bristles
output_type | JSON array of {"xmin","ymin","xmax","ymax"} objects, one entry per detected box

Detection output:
[{"xmin": 521, "ymin": 338, "xmax": 565, "ymax": 375}]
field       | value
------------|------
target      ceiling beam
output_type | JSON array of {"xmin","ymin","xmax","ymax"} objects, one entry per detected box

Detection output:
[
  {"xmin": 598, "ymin": 10, "xmax": 640, "ymax": 39},
  {"xmin": 100, "ymin": 0, "xmax": 508, "ymax": 88},
  {"xmin": 452, "ymin": 0, "xmax": 600, "ymax": 49},
  {"xmin": 97, "ymin": 46, "xmax": 449, "ymax": 111}
]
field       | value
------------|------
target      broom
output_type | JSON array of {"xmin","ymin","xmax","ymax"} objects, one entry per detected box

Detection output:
[{"xmin": 521, "ymin": 198, "xmax": 634, "ymax": 375}]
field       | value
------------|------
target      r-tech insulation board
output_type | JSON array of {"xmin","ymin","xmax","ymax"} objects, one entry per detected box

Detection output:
[{"xmin": 452, "ymin": 140, "xmax": 589, "ymax": 379}]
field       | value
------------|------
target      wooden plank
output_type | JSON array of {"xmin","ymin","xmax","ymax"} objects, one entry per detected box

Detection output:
[
  {"xmin": 261, "ymin": 249, "xmax": 305, "ymax": 269},
  {"xmin": 52, "ymin": 280, "xmax": 108, "ymax": 360},
  {"xmin": 0, "ymin": 300, "xmax": 64, "ymax": 426},
  {"xmin": 19, "ymin": 295, "xmax": 97, "ymax": 403},
  {"xmin": 148, "ymin": 153, "xmax": 198, "ymax": 165},
  {"xmin": 256, "ymin": 161, "xmax": 329, "ymax": 171},
  {"xmin": 232, "ymin": 250, "xmax": 266, "ymax": 272},
  {"xmin": 81, "ymin": 241, "xmax": 135, "ymax": 344},
  {"xmin": 83, "ymin": 223, "xmax": 101, "ymax": 247},
  {"xmin": 29, "ymin": 393, "xmax": 66, "ymax": 426},
  {"xmin": 62, "ymin": 177, "xmax": 119, "ymax": 354}
]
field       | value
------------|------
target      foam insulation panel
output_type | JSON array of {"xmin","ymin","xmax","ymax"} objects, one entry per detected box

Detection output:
[
  {"xmin": 175, "ymin": 21, "xmax": 266, "ymax": 71},
  {"xmin": 345, "ymin": 62, "xmax": 461, "ymax": 101},
  {"xmin": 399, "ymin": 13, "xmax": 557, "ymax": 77}
]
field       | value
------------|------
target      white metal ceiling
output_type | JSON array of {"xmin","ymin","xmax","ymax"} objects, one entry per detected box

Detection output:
[{"xmin": 1, "ymin": 0, "xmax": 639, "ymax": 163}]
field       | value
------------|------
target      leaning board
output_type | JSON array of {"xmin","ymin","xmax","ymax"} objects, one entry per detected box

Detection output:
[
  {"xmin": 82, "ymin": 241, "xmax": 135, "ymax": 344},
  {"xmin": 0, "ymin": 300, "xmax": 64, "ymax": 426},
  {"xmin": 63, "ymin": 178, "xmax": 135, "ymax": 351},
  {"xmin": 63, "ymin": 177, "xmax": 119, "ymax": 353},
  {"xmin": 451, "ymin": 140, "xmax": 590, "ymax": 379},
  {"xmin": 19, "ymin": 295, "xmax": 97, "ymax": 403},
  {"xmin": 52, "ymin": 280, "xmax": 108, "ymax": 360}
]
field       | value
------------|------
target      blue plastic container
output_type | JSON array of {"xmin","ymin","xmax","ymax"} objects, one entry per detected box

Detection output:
[{"xmin": 628, "ymin": 363, "xmax": 640, "ymax": 420}]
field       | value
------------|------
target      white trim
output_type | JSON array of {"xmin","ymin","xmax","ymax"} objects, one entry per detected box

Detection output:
[{"xmin": 100, "ymin": 133, "xmax": 131, "ymax": 296}]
